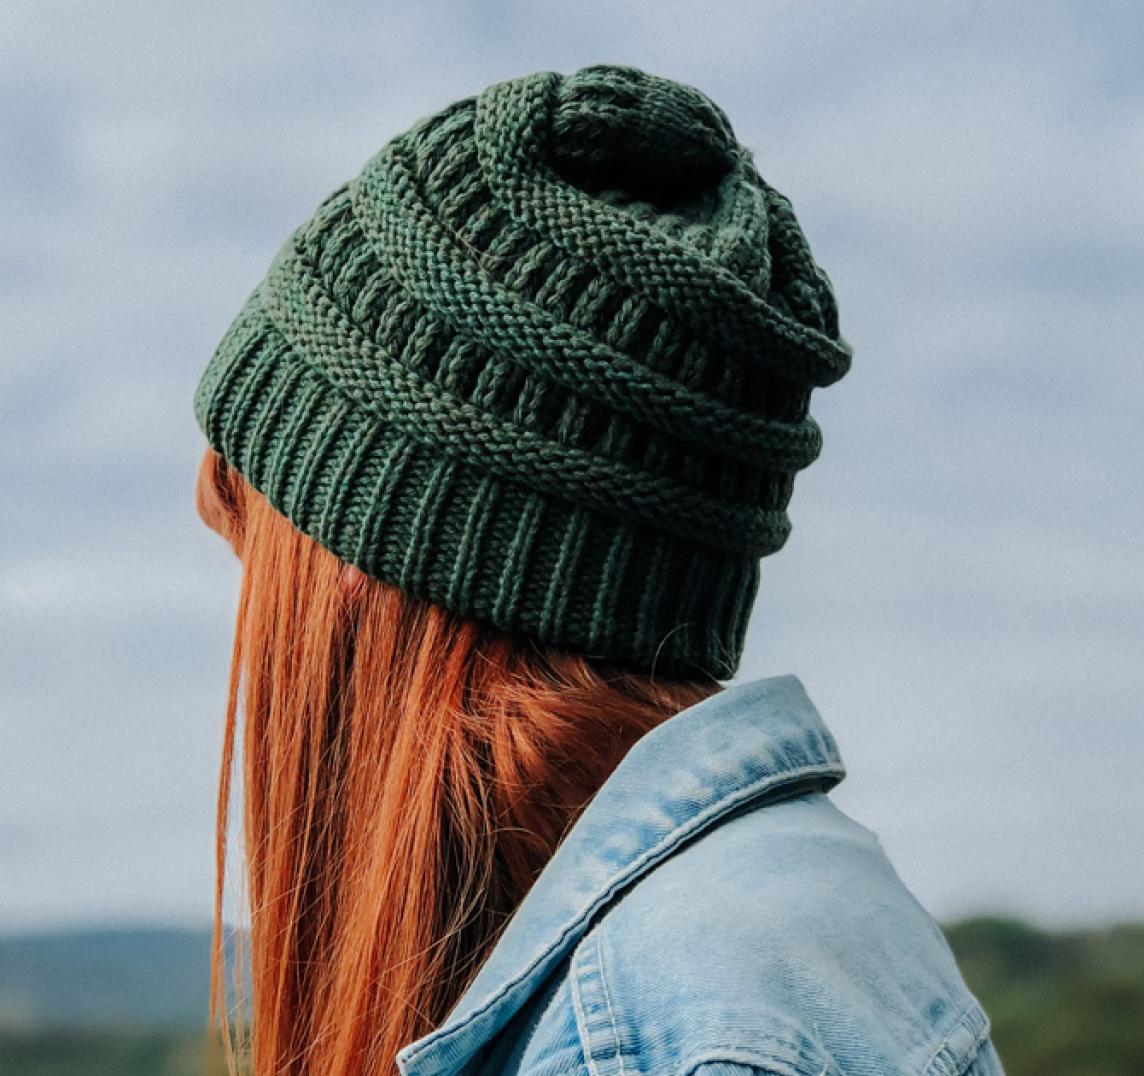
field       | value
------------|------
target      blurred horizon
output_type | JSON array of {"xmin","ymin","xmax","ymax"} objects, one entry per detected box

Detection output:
[
  {"xmin": 2, "ymin": 0, "xmax": 1142, "ymax": 935},
  {"xmin": 4, "ymin": 917, "xmax": 1143, "ymax": 1074}
]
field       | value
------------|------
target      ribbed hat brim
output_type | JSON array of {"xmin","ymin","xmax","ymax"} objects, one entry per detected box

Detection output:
[{"xmin": 194, "ymin": 290, "xmax": 759, "ymax": 679}]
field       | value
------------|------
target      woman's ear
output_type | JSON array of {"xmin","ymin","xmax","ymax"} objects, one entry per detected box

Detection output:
[
  {"xmin": 340, "ymin": 563, "xmax": 369, "ymax": 605},
  {"xmin": 195, "ymin": 447, "xmax": 244, "ymax": 557}
]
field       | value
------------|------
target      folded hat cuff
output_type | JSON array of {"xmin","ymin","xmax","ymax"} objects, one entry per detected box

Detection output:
[{"xmin": 193, "ymin": 301, "xmax": 760, "ymax": 680}]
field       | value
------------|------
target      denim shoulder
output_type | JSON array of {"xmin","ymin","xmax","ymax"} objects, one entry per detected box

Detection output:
[{"xmin": 485, "ymin": 791, "xmax": 1004, "ymax": 1076}]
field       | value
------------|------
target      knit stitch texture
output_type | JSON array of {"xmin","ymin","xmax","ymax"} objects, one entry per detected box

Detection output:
[{"xmin": 192, "ymin": 64, "xmax": 852, "ymax": 679}]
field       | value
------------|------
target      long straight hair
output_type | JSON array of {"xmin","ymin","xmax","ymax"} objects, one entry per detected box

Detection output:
[{"xmin": 194, "ymin": 447, "xmax": 722, "ymax": 1076}]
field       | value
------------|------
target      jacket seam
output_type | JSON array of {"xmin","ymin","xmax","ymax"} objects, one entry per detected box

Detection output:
[
  {"xmin": 399, "ymin": 758, "xmax": 844, "ymax": 1066},
  {"xmin": 922, "ymin": 1001, "xmax": 991, "ymax": 1076},
  {"xmin": 569, "ymin": 943, "xmax": 599, "ymax": 1076},
  {"xmin": 570, "ymin": 928, "xmax": 631, "ymax": 1076},
  {"xmin": 597, "ymin": 931, "xmax": 627, "ymax": 1076},
  {"xmin": 679, "ymin": 1042, "xmax": 835, "ymax": 1076}
]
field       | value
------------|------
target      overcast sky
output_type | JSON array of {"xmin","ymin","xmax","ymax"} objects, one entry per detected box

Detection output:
[{"xmin": 2, "ymin": 1, "xmax": 1141, "ymax": 934}]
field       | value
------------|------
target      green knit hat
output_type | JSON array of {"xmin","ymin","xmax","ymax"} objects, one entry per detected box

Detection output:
[{"xmin": 192, "ymin": 64, "xmax": 852, "ymax": 679}]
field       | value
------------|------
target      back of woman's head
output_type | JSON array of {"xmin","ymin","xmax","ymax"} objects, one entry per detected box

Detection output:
[
  {"xmin": 192, "ymin": 63, "xmax": 848, "ymax": 1076},
  {"xmin": 196, "ymin": 446, "xmax": 721, "ymax": 1074}
]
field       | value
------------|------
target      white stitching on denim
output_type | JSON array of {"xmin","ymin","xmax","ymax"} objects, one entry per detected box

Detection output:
[
  {"xmin": 677, "ymin": 1029, "xmax": 837, "ymax": 1076},
  {"xmin": 921, "ymin": 1002, "xmax": 991, "ymax": 1076},
  {"xmin": 570, "ymin": 943, "xmax": 604, "ymax": 1076},
  {"xmin": 400, "ymin": 755, "xmax": 845, "ymax": 1065},
  {"xmin": 681, "ymin": 1051, "xmax": 830, "ymax": 1076},
  {"xmin": 596, "ymin": 931, "xmax": 627, "ymax": 1076}
]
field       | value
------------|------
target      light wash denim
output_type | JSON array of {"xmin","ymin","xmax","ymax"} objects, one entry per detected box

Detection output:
[{"xmin": 396, "ymin": 675, "xmax": 1005, "ymax": 1075}]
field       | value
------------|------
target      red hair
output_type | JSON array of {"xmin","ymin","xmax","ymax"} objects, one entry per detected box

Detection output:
[{"xmin": 195, "ymin": 447, "xmax": 722, "ymax": 1075}]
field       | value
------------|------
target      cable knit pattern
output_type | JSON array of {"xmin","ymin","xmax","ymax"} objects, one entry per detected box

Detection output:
[{"xmin": 192, "ymin": 64, "xmax": 852, "ymax": 678}]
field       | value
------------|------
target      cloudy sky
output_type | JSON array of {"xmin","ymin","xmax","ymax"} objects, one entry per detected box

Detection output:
[{"xmin": 2, "ymin": 1, "xmax": 1141, "ymax": 934}]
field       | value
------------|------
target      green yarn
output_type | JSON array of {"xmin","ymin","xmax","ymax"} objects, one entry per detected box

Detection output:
[{"xmin": 192, "ymin": 64, "xmax": 852, "ymax": 679}]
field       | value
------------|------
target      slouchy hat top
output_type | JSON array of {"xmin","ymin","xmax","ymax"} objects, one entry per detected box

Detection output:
[{"xmin": 193, "ymin": 64, "xmax": 852, "ymax": 679}]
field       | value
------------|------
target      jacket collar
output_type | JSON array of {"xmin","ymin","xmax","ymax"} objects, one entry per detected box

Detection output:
[{"xmin": 395, "ymin": 674, "xmax": 846, "ymax": 1076}]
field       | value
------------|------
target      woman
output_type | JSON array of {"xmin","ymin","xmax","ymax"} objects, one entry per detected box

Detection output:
[{"xmin": 193, "ymin": 64, "xmax": 1004, "ymax": 1075}]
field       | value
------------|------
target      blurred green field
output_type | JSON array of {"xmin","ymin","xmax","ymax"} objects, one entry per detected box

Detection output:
[
  {"xmin": 0, "ymin": 1028, "xmax": 226, "ymax": 1076},
  {"xmin": 1, "ymin": 918, "xmax": 1141, "ymax": 1075},
  {"xmin": 948, "ymin": 918, "xmax": 1144, "ymax": 1075}
]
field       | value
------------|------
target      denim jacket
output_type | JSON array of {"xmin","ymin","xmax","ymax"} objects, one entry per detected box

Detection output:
[{"xmin": 395, "ymin": 675, "xmax": 1005, "ymax": 1075}]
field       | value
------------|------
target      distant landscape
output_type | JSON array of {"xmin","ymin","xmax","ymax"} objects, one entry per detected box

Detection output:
[{"xmin": 1, "ymin": 918, "xmax": 1141, "ymax": 1075}]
